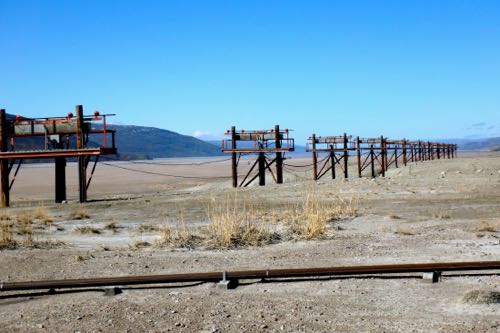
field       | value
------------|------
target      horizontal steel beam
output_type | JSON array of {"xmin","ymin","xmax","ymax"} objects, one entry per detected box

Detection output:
[
  {"xmin": 1, "ymin": 261, "xmax": 498, "ymax": 292},
  {"xmin": 0, "ymin": 148, "xmax": 116, "ymax": 159}
]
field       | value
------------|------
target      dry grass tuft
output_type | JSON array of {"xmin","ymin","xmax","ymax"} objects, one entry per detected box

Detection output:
[
  {"xmin": 69, "ymin": 207, "xmax": 90, "ymax": 220},
  {"xmin": 74, "ymin": 226, "xmax": 101, "ymax": 234},
  {"xmin": 15, "ymin": 213, "xmax": 33, "ymax": 235},
  {"xmin": 1, "ymin": 219, "xmax": 64, "ymax": 250},
  {"xmin": 395, "ymin": 226, "xmax": 417, "ymax": 235},
  {"xmin": 463, "ymin": 290, "xmax": 500, "ymax": 304},
  {"xmin": 0, "ymin": 211, "xmax": 11, "ymax": 221},
  {"xmin": 104, "ymin": 222, "xmax": 120, "ymax": 233},
  {"xmin": 205, "ymin": 195, "xmax": 278, "ymax": 249},
  {"xmin": 157, "ymin": 226, "xmax": 201, "ymax": 249},
  {"xmin": 75, "ymin": 255, "xmax": 86, "ymax": 262},
  {"xmin": 32, "ymin": 207, "xmax": 54, "ymax": 224},
  {"xmin": 23, "ymin": 238, "xmax": 65, "ymax": 249},
  {"xmin": 130, "ymin": 240, "xmax": 151, "ymax": 250},
  {"xmin": 137, "ymin": 224, "xmax": 159, "ymax": 233},
  {"xmin": 432, "ymin": 210, "xmax": 451, "ymax": 220},
  {"xmin": 289, "ymin": 194, "xmax": 358, "ymax": 240},
  {"xmin": 74, "ymin": 254, "xmax": 93, "ymax": 261},
  {"xmin": 476, "ymin": 220, "xmax": 499, "ymax": 233},
  {"xmin": 156, "ymin": 210, "xmax": 201, "ymax": 249},
  {"xmin": 0, "ymin": 221, "xmax": 17, "ymax": 249}
]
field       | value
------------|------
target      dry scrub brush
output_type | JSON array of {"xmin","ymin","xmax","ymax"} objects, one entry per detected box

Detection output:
[
  {"xmin": 15, "ymin": 213, "xmax": 34, "ymax": 235},
  {"xmin": 432, "ymin": 210, "xmax": 451, "ymax": 220},
  {"xmin": 74, "ymin": 226, "xmax": 101, "ymax": 234},
  {"xmin": 0, "ymin": 221, "xmax": 17, "ymax": 249},
  {"xmin": 476, "ymin": 220, "xmax": 499, "ymax": 233},
  {"xmin": 205, "ymin": 194, "xmax": 278, "ymax": 249},
  {"xmin": 156, "ymin": 209, "xmax": 200, "ymax": 249},
  {"xmin": 69, "ymin": 207, "xmax": 90, "ymax": 220},
  {"xmin": 1, "ymin": 217, "xmax": 64, "ymax": 250},
  {"xmin": 32, "ymin": 207, "xmax": 53, "ymax": 224},
  {"xmin": 395, "ymin": 226, "xmax": 418, "ymax": 235},
  {"xmin": 137, "ymin": 224, "xmax": 159, "ymax": 233},
  {"xmin": 288, "ymin": 193, "xmax": 358, "ymax": 240}
]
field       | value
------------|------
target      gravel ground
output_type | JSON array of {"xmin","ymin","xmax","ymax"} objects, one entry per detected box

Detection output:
[{"xmin": 0, "ymin": 152, "xmax": 499, "ymax": 332}]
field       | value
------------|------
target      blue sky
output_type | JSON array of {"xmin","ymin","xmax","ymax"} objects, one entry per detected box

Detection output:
[{"xmin": 1, "ymin": 0, "xmax": 499, "ymax": 144}]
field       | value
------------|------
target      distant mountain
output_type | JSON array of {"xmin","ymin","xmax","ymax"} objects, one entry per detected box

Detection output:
[
  {"xmin": 442, "ymin": 137, "xmax": 500, "ymax": 151},
  {"xmin": 206, "ymin": 140, "xmax": 222, "ymax": 148},
  {"xmin": 110, "ymin": 124, "xmax": 223, "ymax": 159}
]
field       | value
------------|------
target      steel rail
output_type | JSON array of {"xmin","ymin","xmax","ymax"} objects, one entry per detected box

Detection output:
[{"xmin": 1, "ymin": 261, "xmax": 499, "ymax": 292}]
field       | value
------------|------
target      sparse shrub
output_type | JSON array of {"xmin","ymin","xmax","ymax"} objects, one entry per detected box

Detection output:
[
  {"xmin": 32, "ymin": 207, "xmax": 53, "ymax": 224},
  {"xmin": 395, "ymin": 226, "xmax": 417, "ymax": 235},
  {"xmin": 74, "ymin": 226, "xmax": 101, "ymax": 234},
  {"xmin": 463, "ymin": 290, "xmax": 500, "ymax": 304},
  {"xmin": 476, "ymin": 220, "xmax": 498, "ymax": 233},
  {"xmin": 15, "ymin": 213, "xmax": 33, "ymax": 236},
  {"xmin": 0, "ymin": 221, "xmax": 17, "ymax": 249},
  {"xmin": 104, "ymin": 222, "xmax": 120, "ymax": 233},
  {"xmin": 157, "ymin": 226, "xmax": 200, "ymax": 249},
  {"xmin": 129, "ymin": 240, "xmax": 151, "ymax": 250},
  {"xmin": 205, "ymin": 194, "xmax": 277, "ymax": 249},
  {"xmin": 137, "ymin": 224, "xmax": 159, "ymax": 233},
  {"xmin": 432, "ymin": 210, "xmax": 451, "ymax": 220},
  {"xmin": 69, "ymin": 207, "xmax": 90, "ymax": 220},
  {"xmin": 289, "ymin": 194, "xmax": 358, "ymax": 239},
  {"xmin": 74, "ymin": 254, "xmax": 93, "ymax": 261},
  {"xmin": 156, "ymin": 211, "xmax": 201, "ymax": 249},
  {"xmin": 23, "ymin": 239, "xmax": 65, "ymax": 249},
  {"xmin": 0, "ymin": 219, "xmax": 63, "ymax": 250},
  {"xmin": 75, "ymin": 255, "xmax": 86, "ymax": 262},
  {"xmin": 0, "ymin": 211, "xmax": 10, "ymax": 221}
]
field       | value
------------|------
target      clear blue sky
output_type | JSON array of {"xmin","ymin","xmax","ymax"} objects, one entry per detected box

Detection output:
[{"xmin": 1, "ymin": 0, "xmax": 499, "ymax": 143}]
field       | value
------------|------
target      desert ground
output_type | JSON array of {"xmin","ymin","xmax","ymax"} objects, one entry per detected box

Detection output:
[{"xmin": 0, "ymin": 152, "xmax": 499, "ymax": 332}]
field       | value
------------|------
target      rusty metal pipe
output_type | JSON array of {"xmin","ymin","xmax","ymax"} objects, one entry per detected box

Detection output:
[{"xmin": 2, "ymin": 261, "xmax": 499, "ymax": 292}]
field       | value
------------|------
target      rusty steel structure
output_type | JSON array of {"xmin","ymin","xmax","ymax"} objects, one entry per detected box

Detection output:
[
  {"xmin": 307, "ymin": 134, "xmax": 457, "ymax": 180},
  {"xmin": 0, "ymin": 105, "xmax": 117, "ymax": 207},
  {"xmin": 222, "ymin": 125, "xmax": 294, "ymax": 187},
  {"xmin": 1, "ymin": 260, "xmax": 498, "ymax": 292}
]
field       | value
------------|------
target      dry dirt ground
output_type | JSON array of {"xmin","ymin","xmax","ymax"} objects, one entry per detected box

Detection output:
[{"xmin": 0, "ymin": 152, "xmax": 499, "ymax": 332}]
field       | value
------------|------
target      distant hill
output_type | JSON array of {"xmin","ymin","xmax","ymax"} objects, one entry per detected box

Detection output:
[
  {"xmin": 110, "ymin": 124, "xmax": 222, "ymax": 159},
  {"xmin": 445, "ymin": 137, "xmax": 500, "ymax": 151}
]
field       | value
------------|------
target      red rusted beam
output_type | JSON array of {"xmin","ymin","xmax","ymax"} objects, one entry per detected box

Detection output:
[
  {"xmin": 0, "ymin": 148, "xmax": 116, "ymax": 159},
  {"xmin": 2, "ymin": 261, "xmax": 499, "ymax": 292}
]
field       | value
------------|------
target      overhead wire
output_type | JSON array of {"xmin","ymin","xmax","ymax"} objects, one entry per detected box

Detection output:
[
  {"xmin": 283, "ymin": 154, "xmax": 329, "ymax": 168},
  {"xmin": 100, "ymin": 155, "xmax": 238, "ymax": 166},
  {"xmin": 100, "ymin": 162, "xmax": 232, "ymax": 179}
]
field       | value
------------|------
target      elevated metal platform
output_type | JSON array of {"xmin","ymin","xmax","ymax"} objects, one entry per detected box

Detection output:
[
  {"xmin": 222, "ymin": 125, "xmax": 294, "ymax": 187},
  {"xmin": 0, "ymin": 106, "xmax": 118, "ymax": 207}
]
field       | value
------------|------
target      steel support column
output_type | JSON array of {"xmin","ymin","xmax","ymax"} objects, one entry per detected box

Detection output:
[
  {"xmin": 76, "ymin": 105, "xmax": 87, "ymax": 203},
  {"xmin": 0, "ymin": 109, "xmax": 9, "ymax": 207},
  {"xmin": 275, "ymin": 125, "xmax": 283, "ymax": 184},
  {"xmin": 231, "ymin": 126, "xmax": 237, "ymax": 188}
]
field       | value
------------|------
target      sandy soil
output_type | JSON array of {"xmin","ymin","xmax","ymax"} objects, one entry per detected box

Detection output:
[{"xmin": 0, "ymin": 152, "xmax": 499, "ymax": 332}]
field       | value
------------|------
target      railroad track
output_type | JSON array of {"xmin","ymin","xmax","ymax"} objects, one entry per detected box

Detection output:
[{"xmin": 2, "ymin": 261, "xmax": 499, "ymax": 292}]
